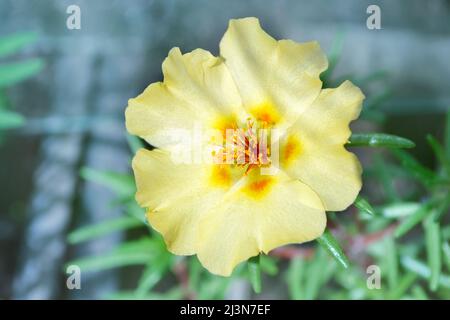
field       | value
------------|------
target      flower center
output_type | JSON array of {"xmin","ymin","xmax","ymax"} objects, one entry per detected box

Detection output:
[{"xmin": 212, "ymin": 118, "xmax": 272, "ymax": 175}]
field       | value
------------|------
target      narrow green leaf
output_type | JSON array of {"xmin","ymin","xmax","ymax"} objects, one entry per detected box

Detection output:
[
  {"xmin": 387, "ymin": 272, "xmax": 418, "ymax": 299},
  {"xmin": 433, "ymin": 197, "xmax": 450, "ymax": 222},
  {"xmin": 0, "ymin": 59, "xmax": 44, "ymax": 88},
  {"xmin": 135, "ymin": 255, "xmax": 171, "ymax": 297},
  {"xmin": 374, "ymin": 154, "xmax": 399, "ymax": 202},
  {"xmin": 379, "ymin": 202, "xmax": 421, "ymax": 218},
  {"xmin": 304, "ymin": 248, "xmax": 327, "ymax": 300},
  {"xmin": 136, "ymin": 266, "xmax": 163, "ymax": 296},
  {"xmin": 347, "ymin": 133, "xmax": 415, "ymax": 148},
  {"xmin": 259, "ymin": 254, "xmax": 278, "ymax": 276},
  {"xmin": 411, "ymin": 285, "xmax": 428, "ymax": 300},
  {"xmin": 0, "ymin": 110, "xmax": 25, "ymax": 129},
  {"xmin": 321, "ymin": 255, "xmax": 338, "ymax": 285},
  {"xmin": 0, "ymin": 91, "xmax": 9, "ymax": 109},
  {"xmin": 427, "ymin": 134, "xmax": 446, "ymax": 164},
  {"xmin": 442, "ymin": 241, "xmax": 450, "ymax": 273},
  {"xmin": 426, "ymin": 134, "xmax": 450, "ymax": 174},
  {"xmin": 354, "ymin": 195, "xmax": 375, "ymax": 215},
  {"xmin": 317, "ymin": 230, "xmax": 349, "ymax": 269},
  {"xmin": 394, "ymin": 203, "xmax": 431, "ymax": 238},
  {"xmin": 248, "ymin": 255, "xmax": 262, "ymax": 294},
  {"xmin": 443, "ymin": 226, "xmax": 450, "ymax": 240},
  {"xmin": 68, "ymin": 250, "xmax": 151, "ymax": 272},
  {"xmin": 401, "ymin": 256, "xmax": 450, "ymax": 288},
  {"xmin": 424, "ymin": 216, "xmax": 441, "ymax": 291},
  {"xmin": 286, "ymin": 257, "xmax": 305, "ymax": 300},
  {"xmin": 0, "ymin": 32, "xmax": 37, "ymax": 57},
  {"xmin": 66, "ymin": 238, "xmax": 154, "ymax": 272},
  {"xmin": 80, "ymin": 167, "xmax": 135, "ymax": 197},
  {"xmin": 320, "ymin": 31, "xmax": 344, "ymax": 85},
  {"xmin": 125, "ymin": 202, "xmax": 146, "ymax": 223},
  {"xmin": 106, "ymin": 288, "xmax": 183, "ymax": 300},
  {"xmin": 391, "ymin": 149, "xmax": 436, "ymax": 185},
  {"xmin": 198, "ymin": 275, "xmax": 230, "ymax": 299},
  {"xmin": 67, "ymin": 216, "xmax": 142, "ymax": 244},
  {"xmin": 188, "ymin": 257, "xmax": 202, "ymax": 293}
]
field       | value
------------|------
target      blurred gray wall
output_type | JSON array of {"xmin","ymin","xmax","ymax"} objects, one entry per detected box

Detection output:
[{"xmin": 0, "ymin": 0, "xmax": 449, "ymax": 299}]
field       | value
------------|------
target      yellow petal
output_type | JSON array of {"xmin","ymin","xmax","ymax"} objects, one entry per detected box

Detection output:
[
  {"xmin": 196, "ymin": 169, "xmax": 326, "ymax": 276},
  {"xmin": 219, "ymin": 17, "xmax": 328, "ymax": 128},
  {"xmin": 162, "ymin": 48, "xmax": 245, "ymax": 119},
  {"xmin": 126, "ymin": 47, "xmax": 246, "ymax": 150},
  {"xmin": 132, "ymin": 149, "xmax": 244, "ymax": 255},
  {"xmin": 281, "ymin": 80, "xmax": 365, "ymax": 211}
]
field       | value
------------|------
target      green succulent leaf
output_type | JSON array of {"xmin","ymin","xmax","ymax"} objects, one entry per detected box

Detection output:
[
  {"xmin": 347, "ymin": 133, "xmax": 415, "ymax": 148},
  {"xmin": 395, "ymin": 203, "xmax": 431, "ymax": 238},
  {"xmin": 0, "ymin": 59, "xmax": 44, "ymax": 88},
  {"xmin": 286, "ymin": 257, "xmax": 305, "ymax": 300},
  {"xmin": 0, "ymin": 32, "xmax": 38, "ymax": 57},
  {"xmin": 317, "ymin": 230, "xmax": 349, "ymax": 269},
  {"xmin": 354, "ymin": 195, "xmax": 375, "ymax": 215},
  {"xmin": 424, "ymin": 216, "xmax": 442, "ymax": 291},
  {"xmin": 248, "ymin": 255, "xmax": 262, "ymax": 294},
  {"xmin": 80, "ymin": 167, "xmax": 135, "ymax": 197},
  {"xmin": 0, "ymin": 109, "xmax": 25, "ymax": 129},
  {"xmin": 66, "ymin": 238, "xmax": 157, "ymax": 272},
  {"xmin": 401, "ymin": 256, "xmax": 450, "ymax": 289},
  {"xmin": 68, "ymin": 216, "xmax": 142, "ymax": 244},
  {"xmin": 391, "ymin": 149, "xmax": 437, "ymax": 185}
]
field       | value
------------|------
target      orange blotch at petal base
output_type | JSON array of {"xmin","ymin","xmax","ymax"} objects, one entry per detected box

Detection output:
[
  {"xmin": 242, "ymin": 176, "xmax": 276, "ymax": 200},
  {"xmin": 209, "ymin": 165, "xmax": 232, "ymax": 188},
  {"xmin": 249, "ymin": 102, "xmax": 281, "ymax": 125},
  {"xmin": 283, "ymin": 135, "xmax": 302, "ymax": 167}
]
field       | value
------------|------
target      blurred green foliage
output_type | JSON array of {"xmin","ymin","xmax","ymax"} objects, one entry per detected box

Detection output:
[{"xmin": 0, "ymin": 32, "xmax": 44, "ymax": 139}]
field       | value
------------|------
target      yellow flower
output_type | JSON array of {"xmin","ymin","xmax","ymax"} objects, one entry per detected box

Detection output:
[{"xmin": 125, "ymin": 17, "xmax": 364, "ymax": 276}]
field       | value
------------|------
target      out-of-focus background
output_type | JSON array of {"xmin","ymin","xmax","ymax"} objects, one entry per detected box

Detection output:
[{"xmin": 1, "ymin": 0, "xmax": 450, "ymax": 299}]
